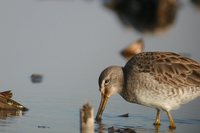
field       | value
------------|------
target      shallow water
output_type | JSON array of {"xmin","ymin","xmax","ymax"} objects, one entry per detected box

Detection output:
[
  {"xmin": 1, "ymin": 94, "xmax": 200, "ymax": 133},
  {"xmin": 0, "ymin": 0, "xmax": 200, "ymax": 133}
]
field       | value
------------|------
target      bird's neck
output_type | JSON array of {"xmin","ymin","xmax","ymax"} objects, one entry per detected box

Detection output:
[
  {"xmin": 119, "ymin": 68, "xmax": 138, "ymax": 103},
  {"xmin": 116, "ymin": 67, "xmax": 125, "ymax": 94}
]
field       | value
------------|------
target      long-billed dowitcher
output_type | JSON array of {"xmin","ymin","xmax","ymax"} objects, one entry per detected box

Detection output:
[{"xmin": 96, "ymin": 52, "xmax": 200, "ymax": 129}]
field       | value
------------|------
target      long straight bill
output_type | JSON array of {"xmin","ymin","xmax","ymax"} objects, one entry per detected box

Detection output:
[{"xmin": 95, "ymin": 93, "xmax": 109, "ymax": 121}]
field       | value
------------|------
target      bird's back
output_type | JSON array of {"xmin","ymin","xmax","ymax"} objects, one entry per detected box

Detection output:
[{"xmin": 122, "ymin": 52, "xmax": 200, "ymax": 110}]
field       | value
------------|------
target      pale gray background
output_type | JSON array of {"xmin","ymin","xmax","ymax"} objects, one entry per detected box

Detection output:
[{"xmin": 0, "ymin": 0, "xmax": 200, "ymax": 133}]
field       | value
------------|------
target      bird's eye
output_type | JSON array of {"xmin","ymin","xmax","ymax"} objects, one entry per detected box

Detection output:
[{"xmin": 104, "ymin": 79, "xmax": 110, "ymax": 85}]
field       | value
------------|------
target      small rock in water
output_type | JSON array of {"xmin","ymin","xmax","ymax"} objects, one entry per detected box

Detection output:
[
  {"xmin": 118, "ymin": 113, "xmax": 129, "ymax": 117},
  {"xmin": 37, "ymin": 125, "xmax": 50, "ymax": 129},
  {"xmin": 31, "ymin": 74, "xmax": 43, "ymax": 83}
]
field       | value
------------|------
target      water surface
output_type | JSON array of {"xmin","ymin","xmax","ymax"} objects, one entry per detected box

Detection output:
[{"xmin": 0, "ymin": 0, "xmax": 200, "ymax": 132}]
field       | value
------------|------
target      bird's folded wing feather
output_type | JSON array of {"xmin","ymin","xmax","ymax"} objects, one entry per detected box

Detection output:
[{"xmin": 150, "ymin": 53, "xmax": 200, "ymax": 87}]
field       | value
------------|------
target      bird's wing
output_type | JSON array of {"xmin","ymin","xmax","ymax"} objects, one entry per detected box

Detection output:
[{"xmin": 150, "ymin": 52, "xmax": 200, "ymax": 87}]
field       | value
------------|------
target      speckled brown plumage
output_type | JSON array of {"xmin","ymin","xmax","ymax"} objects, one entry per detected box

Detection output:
[
  {"xmin": 96, "ymin": 52, "xmax": 200, "ymax": 129},
  {"xmin": 125, "ymin": 52, "xmax": 200, "ymax": 87}
]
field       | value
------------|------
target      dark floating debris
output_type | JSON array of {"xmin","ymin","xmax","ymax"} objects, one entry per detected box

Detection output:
[
  {"xmin": 108, "ymin": 126, "xmax": 136, "ymax": 133},
  {"xmin": 118, "ymin": 113, "xmax": 129, "ymax": 117},
  {"xmin": 37, "ymin": 125, "xmax": 50, "ymax": 129},
  {"xmin": 121, "ymin": 39, "xmax": 144, "ymax": 60},
  {"xmin": 0, "ymin": 90, "xmax": 28, "ymax": 111},
  {"xmin": 31, "ymin": 74, "xmax": 43, "ymax": 83},
  {"xmin": 104, "ymin": 0, "xmax": 177, "ymax": 33}
]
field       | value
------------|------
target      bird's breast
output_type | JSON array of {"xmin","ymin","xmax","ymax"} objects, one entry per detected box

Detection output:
[{"xmin": 122, "ymin": 72, "xmax": 200, "ymax": 111}]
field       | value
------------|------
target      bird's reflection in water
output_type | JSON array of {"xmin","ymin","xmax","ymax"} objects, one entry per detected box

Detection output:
[
  {"xmin": 96, "ymin": 119, "xmax": 177, "ymax": 133},
  {"xmin": 95, "ymin": 120, "xmax": 106, "ymax": 133},
  {"xmin": 155, "ymin": 126, "xmax": 175, "ymax": 133}
]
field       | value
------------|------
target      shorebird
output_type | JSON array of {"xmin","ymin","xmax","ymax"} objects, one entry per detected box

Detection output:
[{"xmin": 96, "ymin": 52, "xmax": 200, "ymax": 129}]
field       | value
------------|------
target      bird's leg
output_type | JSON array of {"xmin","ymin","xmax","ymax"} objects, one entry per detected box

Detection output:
[
  {"xmin": 154, "ymin": 109, "xmax": 161, "ymax": 126},
  {"xmin": 166, "ymin": 111, "xmax": 176, "ymax": 129}
]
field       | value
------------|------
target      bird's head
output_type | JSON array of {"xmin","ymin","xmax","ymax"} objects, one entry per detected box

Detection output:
[{"xmin": 96, "ymin": 66, "xmax": 124, "ymax": 121}]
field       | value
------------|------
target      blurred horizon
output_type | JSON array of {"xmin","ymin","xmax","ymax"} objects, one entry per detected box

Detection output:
[{"xmin": 0, "ymin": 0, "xmax": 200, "ymax": 132}]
